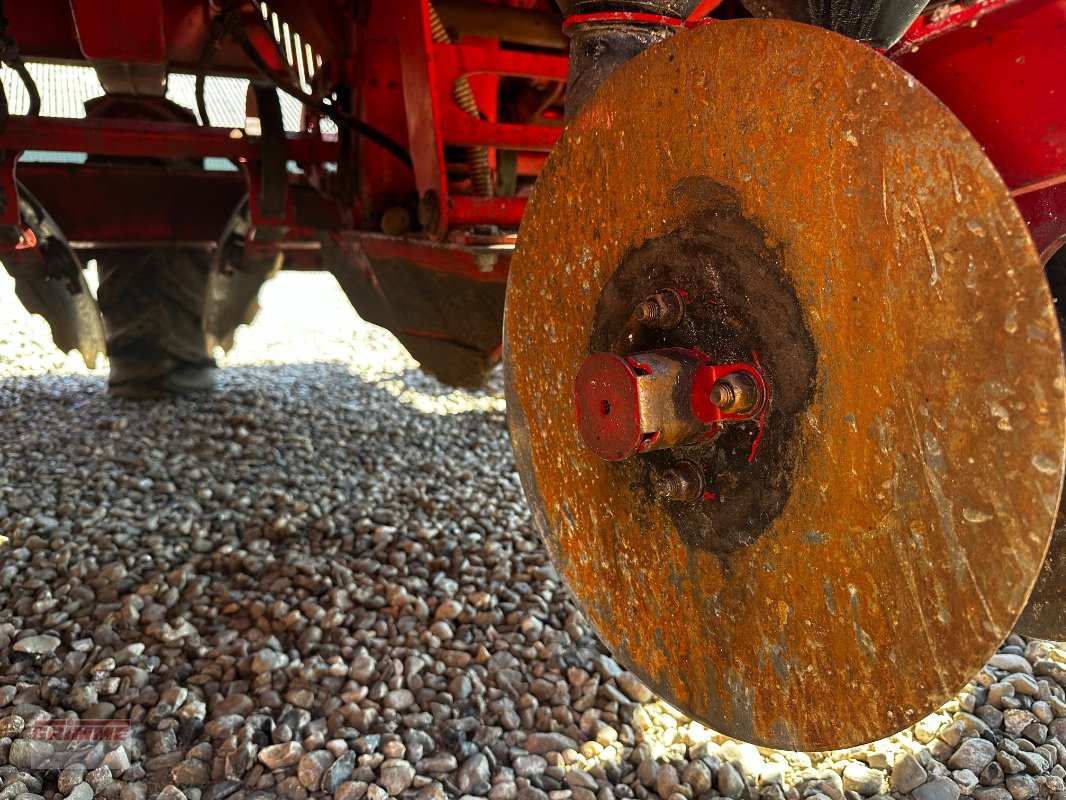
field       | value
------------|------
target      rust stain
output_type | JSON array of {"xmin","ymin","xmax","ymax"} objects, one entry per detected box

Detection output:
[{"xmin": 504, "ymin": 20, "xmax": 1065, "ymax": 751}]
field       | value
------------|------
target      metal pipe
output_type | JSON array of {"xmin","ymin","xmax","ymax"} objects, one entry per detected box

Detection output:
[{"xmin": 559, "ymin": 2, "xmax": 702, "ymax": 121}]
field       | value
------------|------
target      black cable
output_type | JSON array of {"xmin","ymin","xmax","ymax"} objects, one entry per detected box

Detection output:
[
  {"xmin": 195, "ymin": 12, "xmax": 235, "ymax": 127},
  {"xmin": 12, "ymin": 58, "xmax": 38, "ymax": 116},
  {"xmin": 0, "ymin": 66, "xmax": 8, "ymax": 121},
  {"xmin": 0, "ymin": 0, "xmax": 38, "ymax": 117},
  {"xmin": 234, "ymin": 33, "xmax": 413, "ymax": 168},
  {"xmin": 195, "ymin": 72, "xmax": 210, "ymax": 127}
]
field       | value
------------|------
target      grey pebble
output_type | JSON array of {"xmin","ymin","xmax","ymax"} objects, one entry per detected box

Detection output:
[
  {"xmin": 893, "ymin": 756, "xmax": 929, "ymax": 795},
  {"xmin": 912, "ymin": 777, "xmax": 963, "ymax": 800},
  {"xmin": 719, "ymin": 762, "xmax": 748, "ymax": 799},
  {"xmin": 949, "ymin": 740, "xmax": 997, "ymax": 773},
  {"xmin": 379, "ymin": 758, "xmax": 417, "ymax": 795}
]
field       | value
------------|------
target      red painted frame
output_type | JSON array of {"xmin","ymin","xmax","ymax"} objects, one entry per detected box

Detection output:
[
  {"xmin": 890, "ymin": 0, "xmax": 1066, "ymax": 258},
  {"xmin": 0, "ymin": 0, "xmax": 1059, "ymax": 261}
]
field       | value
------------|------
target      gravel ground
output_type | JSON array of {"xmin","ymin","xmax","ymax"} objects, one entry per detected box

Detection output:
[{"xmin": 0, "ymin": 270, "xmax": 1063, "ymax": 800}]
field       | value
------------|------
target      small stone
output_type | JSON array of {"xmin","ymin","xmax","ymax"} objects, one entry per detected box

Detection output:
[
  {"xmin": 1015, "ymin": 751, "xmax": 1048, "ymax": 775},
  {"xmin": 1004, "ymin": 774, "xmax": 1037, "ymax": 800},
  {"xmin": 718, "ymin": 762, "xmax": 748, "ymax": 799},
  {"xmin": 251, "ymin": 649, "xmax": 290, "ymax": 674},
  {"xmin": 380, "ymin": 758, "xmax": 417, "ymax": 796},
  {"xmin": 980, "ymin": 762, "xmax": 1006, "ymax": 787},
  {"xmin": 383, "ymin": 689, "xmax": 415, "ymax": 711},
  {"xmin": 656, "ymin": 763, "xmax": 682, "ymax": 799},
  {"xmin": 682, "ymin": 760, "xmax": 714, "ymax": 794},
  {"xmin": 527, "ymin": 733, "xmax": 579, "ymax": 755},
  {"xmin": 949, "ymin": 740, "xmax": 997, "ymax": 774},
  {"xmin": 0, "ymin": 714, "xmax": 25, "ymax": 737},
  {"xmin": 988, "ymin": 683, "xmax": 1016, "ymax": 709},
  {"xmin": 286, "ymin": 688, "xmax": 315, "ymax": 709},
  {"xmin": 13, "ymin": 634, "xmax": 61, "ymax": 655},
  {"xmin": 987, "ymin": 655, "xmax": 1033, "ymax": 674},
  {"xmin": 953, "ymin": 769, "xmax": 979, "ymax": 795},
  {"xmin": 1020, "ymin": 723, "xmax": 1047, "ymax": 745},
  {"xmin": 760, "ymin": 763, "xmax": 786, "ymax": 787},
  {"xmin": 68, "ymin": 784, "xmax": 95, "ymax": 800},
  {"xmin": 867, "ymin": 753, "xmax": 891, "ymax": 771},
  {"xmin": 102, "ymin": 746, "xmax": 131, "ymax": 775},
  {"xmin": 1003, "ymin": 674, "xmax": 1039, "ymax": 697},
  {"xmin": 171, "ymin": 758, "xmax": 210, "ymax": 788},
  {"xmin": 8, "ymin": 739, "xmax": 54, "ymax": 770},
  {"xmin": 86, "ymin": 766, "xmax": 114, "ymax": 793},
  {"xmin": 418, "ymin": 754, "xmax": 458, "ymax": 773},
  {"xmin": 59, "ymin": 764, "xmax": 88, "ymax": 793},
  {"xmin": 720, "ymin": 741, "xmax": 764, "ymax": 781},
  {"xmin": 259, "ymin": 742, "xmax": 305, "ymax": 769},
  {"xmin": 1033, "ymin": 660, "xmax": 1066, "ymax": 687},
  {"xmin": 350, "ymin": 653, "xmax": 377, "ymax": 683},
  {"xmin": 324, "ymin": 753, "xmax": 359, "ymax": 792},
  {"xmin": 566, "ymin": 770, "xmax": 598, "ymax": 792},
  {"xmin": 213, "ymin": 694, "xmax": 254, "ymax": 716},
  {"xmin": 892, "ymin": 755, "xmax": 929, "ymax": 794},
  {"xmin": 336, "ymin": 782, "xmax": 370, "ymax": 800},
  {"xmin": 616, "ymin": 672, "xmax": 654, "ymax": 703},
  {"xmin": 456, "ymin": 753, "xmax": 491, "ymax": 795},
  {"xmin": 842, "ymin": 762, "xmax": 882, "ymax": 796},
  {"xmin": 513, "ymin": 754, "xmax": 548, "ymax": 778},
  {"xmin": 976, "ymin": 706, "xmax": 1005, "ymax": 729},
  {"xmin": 1003, "ymin": 710, "xmax": 1037, "ymax": 736},
  {"xmin": 298, "ymin": 750, "xmax": 335, "ymax": 791},
  {"xmin": 912, "ymin": 777, "xmax": 962, "ymax": 800}
]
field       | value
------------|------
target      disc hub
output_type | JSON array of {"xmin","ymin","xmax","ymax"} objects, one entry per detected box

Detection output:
[{"xmin": 574, "ymin": 348, "xmax": 766, "ymax": 461}]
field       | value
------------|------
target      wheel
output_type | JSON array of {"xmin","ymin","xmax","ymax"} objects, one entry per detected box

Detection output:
[{"xmin": 96, "ymin": 247, "xmax": 218, "ymax": 398}]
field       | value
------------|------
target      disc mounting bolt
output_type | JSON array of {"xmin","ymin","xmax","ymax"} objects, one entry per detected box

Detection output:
[
  {"xmin": 653, "ymin": 461, "xmax": 704, "ymax": 502},
  {"xmin": 710, "ymin": 371, "xmax": 763, "ymax": 417},
  {"xmin": 633, "ymin": 289, "xmax": 685, "ymax": 329}
]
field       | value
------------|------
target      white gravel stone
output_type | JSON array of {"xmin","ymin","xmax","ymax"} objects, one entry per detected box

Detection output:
[{"xmin": 13, "ymin": 634, "xmax": 61, "ymax": 654}]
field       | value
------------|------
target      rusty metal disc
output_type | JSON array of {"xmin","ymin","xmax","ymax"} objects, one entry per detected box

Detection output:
[{"xmin": 505, "ymin": 20, "xmax": 1066, "ymax": 750}]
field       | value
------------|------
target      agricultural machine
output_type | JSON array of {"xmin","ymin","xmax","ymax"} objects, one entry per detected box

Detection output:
[{"xmin": 0, "ymin": 0, "xmax": 1063, "ymax": 752}]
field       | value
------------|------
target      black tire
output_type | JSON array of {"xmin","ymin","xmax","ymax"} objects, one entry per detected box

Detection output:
[{"xmin": 96, "ymin": 247, "xmax": 218, "ymax": 398}]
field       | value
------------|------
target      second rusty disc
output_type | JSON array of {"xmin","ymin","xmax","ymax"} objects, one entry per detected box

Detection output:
[{"xmin": 505, "ymin": 20, "xmax": 1066, "ymax": 750}]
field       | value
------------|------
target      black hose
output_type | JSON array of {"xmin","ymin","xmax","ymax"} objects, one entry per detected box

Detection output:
[
  {"xmin": 0, "ymin": 69, "xmax": 8, "ymax": 121},
  {"xmin": 195, "ymin": 12, "xmax": 235, "ymax": 127},
  {"xmin": 235, "ymin": 33, "xmax": 413, "ymax": 169},
  {"xmin": 0, "ymin": 0, "xmax": 38, "ymax": 117},
  {"xmin": 195, "ymin": 72, "xmax": 210, "ymax": 127},
  {"xmin": 12, "ymin": 58, "xmax": 38, "ymax": 116}
]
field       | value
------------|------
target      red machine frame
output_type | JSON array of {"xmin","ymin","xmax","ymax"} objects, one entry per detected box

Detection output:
[{"xmin": 0, "ymin": 0, "xmax": 1061, "ymax": 279}]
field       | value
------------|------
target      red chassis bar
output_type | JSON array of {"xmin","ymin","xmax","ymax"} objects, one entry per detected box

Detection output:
[{"xmin": 0, "ymin": 117, "xmax": 338, "ymax": 164}]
